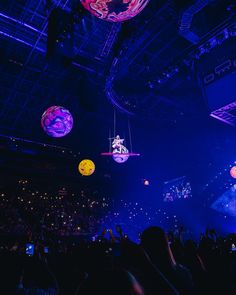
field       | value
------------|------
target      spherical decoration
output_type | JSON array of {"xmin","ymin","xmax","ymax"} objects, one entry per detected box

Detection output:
[
  {"xmin": 230, "ymin": 166, "xmax": 236, "ymax": 178},
  {"xmin": 112, "ymin": 153, "xmax": 129, "ymax": 163},
  {"xmin": 81, "ymin": 0, "xmax": 150, "ymax": 23},
  {"xmin": 78, "ymin": 159, "xmax": 95, "ymax": 176},
  {"xmin": 41, "ymin": 106, "xmax": 73, "ymax": 138}
]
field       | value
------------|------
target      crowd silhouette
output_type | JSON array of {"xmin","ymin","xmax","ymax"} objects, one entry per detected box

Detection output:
[{"xmin": 1, "ymin": 180, "xmax": 236, "ymax": 295}]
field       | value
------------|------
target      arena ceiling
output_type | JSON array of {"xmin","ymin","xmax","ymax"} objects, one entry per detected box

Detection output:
[{"xmin": 0, "ymin": 0, "xmax": 235, "ymax": 146}]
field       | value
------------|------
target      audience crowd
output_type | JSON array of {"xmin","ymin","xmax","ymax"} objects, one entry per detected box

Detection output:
[
  {"xmin": 0, "ymin": 179, "xmax": 111, "ymax": 238},
  {"xmin": 1, "ymin": 180, "xmax": 236, "ymax": 295}
]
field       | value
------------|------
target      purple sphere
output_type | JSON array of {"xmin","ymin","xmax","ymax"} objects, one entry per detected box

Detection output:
[
  {"xmin": 81, "ymin": 0, "xmax": 150, "ymax": 22},
  {"xmin": 41, "ymin": 106, "xmax": 73, "ymax": 138},
  {"xmin": 112, "ymin": 153, "xmax": 129, "ymax": 163}
]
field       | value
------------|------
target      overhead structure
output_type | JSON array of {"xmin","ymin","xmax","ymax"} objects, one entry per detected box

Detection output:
[{"xmin": 179, "ymin": 0, "xmax": 210, "ymax": 44}]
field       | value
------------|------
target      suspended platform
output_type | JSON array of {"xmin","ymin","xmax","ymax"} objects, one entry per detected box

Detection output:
[{"xmin": 101, "ymin": 152, "xmax": 140, "ymax": 156}]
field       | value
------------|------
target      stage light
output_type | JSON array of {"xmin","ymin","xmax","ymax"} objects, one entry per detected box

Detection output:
[
  {"xmin": 81, "ymin": 0, "xmax": 150, "ymax": 22},
  {"xmin": 143, "ymin": 179, "xmax": 150, "ymax": 186}
]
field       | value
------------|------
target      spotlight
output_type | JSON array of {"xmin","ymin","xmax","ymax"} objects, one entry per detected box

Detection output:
[{"xmin": 143, "ymin": 179, "xmax": 150, "ymax": 186}]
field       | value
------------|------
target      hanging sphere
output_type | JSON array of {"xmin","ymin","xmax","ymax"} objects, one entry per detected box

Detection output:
[
  {"xmin": 81, "ymin": 0, "xmax": 150, "ymax": 23},
  {"xmin": 113, "ymin": 153, "xmax": 129, "ymax": 163},
  {"xmin": 41, "ymin": 106, "xmax": 73, "ymax": 138},
  {"xmin": 78, "ymin": 159, "xmax": 95, "ymax": 176},
  {"xmin": 230, "ymin": 166, "xmax": 236, "ymax": 178}
]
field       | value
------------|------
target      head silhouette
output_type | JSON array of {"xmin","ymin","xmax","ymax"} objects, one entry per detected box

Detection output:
[
  {"xmin": 77, "ymin": 269, "xmax": 144, "ymax": 295},
  {"xmin": 141, "ymin": 226, "xmax": 176, "ymax": 271}
]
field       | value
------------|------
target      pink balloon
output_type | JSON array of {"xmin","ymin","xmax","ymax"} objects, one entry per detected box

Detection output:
[{"xmin": 81, "ymin": 0, "xmax": 150, "ymax": 22}]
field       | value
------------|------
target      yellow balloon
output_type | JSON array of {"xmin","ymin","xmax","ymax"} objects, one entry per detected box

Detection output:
[{"xmin": 78, "ymin": 159, "xmax": 95, "ymax": 176}]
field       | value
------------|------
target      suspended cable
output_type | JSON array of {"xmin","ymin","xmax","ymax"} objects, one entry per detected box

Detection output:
[
  {"xmin": 128, "ymin": 118, "xmax": 133, "ymax": 153},
  {"xmin": 109, "ymin": 128, "xmax": 111, "ymax": 153},
  {"xmin": 101, "ymin": 110, "xmax": 140, "ymax": 160},
  {"xmin": 113, "ymin": 108, "xmax": 116, "ymax": 138}
]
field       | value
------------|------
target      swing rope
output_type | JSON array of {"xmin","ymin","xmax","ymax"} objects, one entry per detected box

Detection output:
[
  {"xmin": 109, "ymin": 128, "xmax": 111, "ymax": 153},
  {"xmin": 101, "ymin": 111, "xmax": 140, "ymax": 157},
  {"xmin": 113, "ymin": 108, "xmax": 116, "ymax": 139},
  {"xmin": 128, "ymin": 118, "xmax": 133, "ymax": 153}
]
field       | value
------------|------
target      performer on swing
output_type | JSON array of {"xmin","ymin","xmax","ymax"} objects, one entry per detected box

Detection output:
[{"xmin": 112, "ymin": 135, "xmax": 126, "ymax": 153}]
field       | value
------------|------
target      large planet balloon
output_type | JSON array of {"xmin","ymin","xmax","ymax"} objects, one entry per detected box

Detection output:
[
  {"xmin": 41, "ymin": 106, "xmax": 73, "ymax": 138},
  {"xmin": 230, "ymin": 166, "xmax": 236, "ymax": 179},
  {"xmin": 81, "ymin": 0, "xmax": 150, "ymax": 22},
  {"xmin": 79, "ymin": 159, "xmax": 95, "ymax": 176}
]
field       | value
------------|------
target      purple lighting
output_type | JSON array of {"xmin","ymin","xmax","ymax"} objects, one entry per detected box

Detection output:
[
  {"xmin": 210, "ymin": 101, "xmax": 236, "ymax": 126},
  {"xmin": 0, "ymin": 30, "xmax": 45, "ymax": 52},
  {"xmin": 211, "ymin": 185, "xmax": 236, "ymax": 217},
  {"xmin": 0, "ymin": 12, "xmax": 47, "ymax": 35}
]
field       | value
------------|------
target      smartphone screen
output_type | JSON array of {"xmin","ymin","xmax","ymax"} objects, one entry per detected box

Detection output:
[
  {"xmin": 44, "ymin": 246, "xmax": 49, "ymax": 254},
  {"xmin": 26, "ymin": 243, "xmax": 34, "ymax": 256}
]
